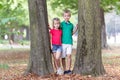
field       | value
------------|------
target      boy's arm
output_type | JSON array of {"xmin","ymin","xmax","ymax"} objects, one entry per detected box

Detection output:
[{"xmin": 72, "ymin": 24, "xmax": 78, "ymax": 35}]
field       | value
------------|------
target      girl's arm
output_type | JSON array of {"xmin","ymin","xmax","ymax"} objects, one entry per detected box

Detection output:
[
  {"xmin": 48, "ymin": 24, "xmax": 51, "ymax": 30},
  {"xmin": 49, "ymin": 32, "xmax": 52, "ymax": 49}
]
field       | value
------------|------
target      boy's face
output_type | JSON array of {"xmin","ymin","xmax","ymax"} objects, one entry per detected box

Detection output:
[{"xmin": 63, "ymin": 13, "xmax": 71, "ymax": 22}]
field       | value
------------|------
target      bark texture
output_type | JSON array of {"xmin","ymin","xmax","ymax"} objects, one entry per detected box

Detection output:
[
  {"xmin": 73, "ymin": 0, "xmax": 105, "ymax": 76},
  {"xmin": 100, "ymin": 8, "xmax": 107, "ymax": 49},
  {"xmin": 25, "ymin": 0, "xmax": 54, "ymax": 76}
]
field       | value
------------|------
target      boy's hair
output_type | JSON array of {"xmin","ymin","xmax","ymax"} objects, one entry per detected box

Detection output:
[
  {"xmin": 52, "ymin": 17, "xmax": 61, "ymax": 29},
  {"xmin": 63, "ymin": 9, "xmax": 71, "ymax": 16}
]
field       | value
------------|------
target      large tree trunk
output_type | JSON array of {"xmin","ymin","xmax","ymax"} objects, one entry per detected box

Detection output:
[
  {"xmin": 25, "ymin": 0, "xmax": 54, "ymax": 76},
  {"xmin": 73, "ymin": 0, "xmax": 105, "ymax": 76}
]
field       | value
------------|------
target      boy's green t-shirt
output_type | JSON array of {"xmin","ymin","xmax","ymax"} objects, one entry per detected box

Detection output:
[{"xmin": 61, "ymin": 21, "xmax": 74, "ymax": 44}]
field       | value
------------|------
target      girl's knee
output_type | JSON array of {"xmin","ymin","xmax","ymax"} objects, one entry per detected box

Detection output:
[{"xmin": 67, "ymin": 54, "xmax": 71, "ymax": 58}]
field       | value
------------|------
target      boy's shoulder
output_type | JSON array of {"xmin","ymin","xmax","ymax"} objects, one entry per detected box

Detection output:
[
  {"xmin": 61, "ymin": 21, "xmax": 64, "ymax": 24},
  {"xmin": 61, "ymin": 21, "xmax": 73, "ymax": 25}
]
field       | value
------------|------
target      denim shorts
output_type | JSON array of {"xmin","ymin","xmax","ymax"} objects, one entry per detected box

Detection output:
[{"xmin": 52, "ymin": 44, "xmax": 62, "ymax": 53}]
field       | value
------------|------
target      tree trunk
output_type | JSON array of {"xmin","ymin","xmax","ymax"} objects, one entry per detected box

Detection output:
[
  {"xmin": 25, "ymin": 27, "xmax": 30, "ymax": 40},
  {"xmin": 100, "ymin": 8, "xmax": 107, "ymax": 49},
  {"xmin": 25, "ymin": 0, "xmax": 54, "ymax": 76},
  {"xmin": 73, "ymin": 0, "xmax": 105, "ymax": 76},
  {"xmin": 8, "ymin": 28, "xmax": 14, "ymax": 45}
]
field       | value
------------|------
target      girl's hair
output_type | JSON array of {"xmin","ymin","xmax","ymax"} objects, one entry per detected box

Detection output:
[{"xmin": 52, "ymin": 17, "xmax": 61, "ymax": 29}]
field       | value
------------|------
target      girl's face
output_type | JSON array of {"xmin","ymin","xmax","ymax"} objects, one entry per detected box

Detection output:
[
  {"xmin": 63, "ymin": 13, "xmax": 71, "ymax": 22},
  {"xmin": 53, "ymin": 20, "xmax": 60, "ymax": 29}
]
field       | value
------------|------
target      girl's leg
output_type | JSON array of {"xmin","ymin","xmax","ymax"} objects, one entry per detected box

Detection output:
[
  {"xmin": 53, "ymin": 53, "xmax": 57, "ymax": 71},
  {"xmin": 55, "ymin": 52, "xmax": 63, "ymax": 75},
  {"xmin": 55, "ymin": 52, "xmax": 61, "ymax": 68}
]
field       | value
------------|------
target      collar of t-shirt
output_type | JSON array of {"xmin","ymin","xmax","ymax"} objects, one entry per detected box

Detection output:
[{"xmin": 64, "ymin": 21, "xmax": 71, "ymax": 24}]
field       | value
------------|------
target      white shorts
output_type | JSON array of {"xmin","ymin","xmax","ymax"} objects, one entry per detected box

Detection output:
[{"xmin": 61, "ymin": 44, "xmax": 72, "ymax": 58}]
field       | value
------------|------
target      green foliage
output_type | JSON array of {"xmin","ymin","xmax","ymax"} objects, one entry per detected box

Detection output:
[
  {"xmin": 0, "ymin": 40, "xmax": 9, "ymax": 44},
  {"xmin": 48, "ymin": 0, "xmax": 78, "ymax": 15},
  {"xmin": 49, "ymin": 0, "xmax": 120, "ymax": 14},
  {"xmin": 0, "ymin": 0, "xmax": 29, "ymax": 39},
  {"xmin": 0, "ymin": 64, "xmax": 9, "ymax": 69},
  {"xmin": 100, "ymin": 0, "xmax": 120, "ymax": 13}
]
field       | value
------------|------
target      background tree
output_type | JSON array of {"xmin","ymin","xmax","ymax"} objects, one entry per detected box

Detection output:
[
  {"xmin": 100, "ymin": 8, "xmax": 107, "ymax": 48},
  {"xmin": 101, "ymin": 0, "xmax": 120, "ymax": 13},
  {"xmin": 100, "ymin": 0, "xmax": 120, "ymax": 48},
  {"xmin": 73, "ymin": 0, "xmax": 105, "ymax": 76},
  {"xmin": 25, "ymin": 0, "xmax": 54, "ymax": 76},
  {"xmin": 0, "ymin": 0, "xmax": 29, "ymax": 43}
]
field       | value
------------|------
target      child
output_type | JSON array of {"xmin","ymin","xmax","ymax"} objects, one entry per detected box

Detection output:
[
  {"xmin": 61, "ymin": 9, "xmax": 78, "ymax": 74},
  {"xmin": 49, "ymin": 18, "xmax": 63, "ymax": 75}
]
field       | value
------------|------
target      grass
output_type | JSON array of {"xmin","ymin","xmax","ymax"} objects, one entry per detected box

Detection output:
[
  {"xmin": 102, "ymin": 52, "xmax": 120, "ymax": 58},
  {"xmin": 0, "ymin": 49, "xmax": 29, "ymax": 67},
  {"xmin": 0, "ymin": 40, "xmax": 30, "ymax": 45},
  {"xmin": 0, "ymin": 40, "xmax": 30, "ymax": 50},
  {"xmin": 0, "ymin": 48, "xmax": 30, "ymax": 51},
  {"xmin": 102, "ymin": 48, "xmax": 120, "ymax": 66},
  {"xmin": 17, "ymin": 40, "xmax": 30, "ymax": 45},
  {"xmin": 102, "ymin": 54, "xmax": 120, "ymax": 65},
  {"xmin": 0, "ymin": 40, "xmax": 9, "ymax": 44}
]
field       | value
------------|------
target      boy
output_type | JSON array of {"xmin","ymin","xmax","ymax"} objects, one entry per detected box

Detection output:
[{"xmin": 61, "ymin": 9, "xmax": 78, "ymax": 74}]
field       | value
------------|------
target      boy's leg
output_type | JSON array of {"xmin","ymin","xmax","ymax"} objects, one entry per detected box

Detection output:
[
  {"xmin": 66, "ymin": 54, "xmax": 71, "ymax": 70},
  {"xmin": 65, "ymin": 44, "xmax": 72, "ymax": 74},
  {"xmin": 61, "ymin": 44, "xmax": 67, "ymax": 71},
  {"xmin": 62, "ymin": 58, "xmax": 66, "ymax": 71}
]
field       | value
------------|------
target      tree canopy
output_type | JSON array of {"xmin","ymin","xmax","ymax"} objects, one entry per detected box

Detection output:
[
  {"xmin": 0, "ymin": 0, "xmax": 29, "ymax": 39},
  {"xmin": 49, "ymin": 0, "xmax": 120, "ymax": 14}
]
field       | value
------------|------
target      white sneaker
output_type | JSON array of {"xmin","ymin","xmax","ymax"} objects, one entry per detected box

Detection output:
[{"xmin": 56, "ymin": 68, "xmax": 63, "ymax": 75}]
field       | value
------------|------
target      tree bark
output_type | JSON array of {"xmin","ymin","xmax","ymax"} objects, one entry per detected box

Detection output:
[
  {"xmin": 25, "ymin": 27, "xmax": 30, "ymax": 40},
  {"xmin": 100, "ymin": 8, "xmax": 107, "ymax": 49},
  {"xmin": 25, "ymin": 0, "xmax": 54, "ymax": 76},
  {"xmin": 73, "ymin": 0, "xmax": 105, "ymax": 76}
]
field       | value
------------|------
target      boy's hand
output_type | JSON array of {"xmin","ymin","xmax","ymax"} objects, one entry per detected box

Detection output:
[
  {"xmin": 72, "ymin": 24, "xmax": 78, "ymax": 35},
  {"xmin": 76, "ymin": 24, "xmax": 78, "ymax": 29}
]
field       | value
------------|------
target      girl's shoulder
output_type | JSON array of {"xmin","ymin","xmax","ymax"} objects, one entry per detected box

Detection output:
[{"xmin": 59, "ymin": 29, "xmax": 62, "ymax": 31}]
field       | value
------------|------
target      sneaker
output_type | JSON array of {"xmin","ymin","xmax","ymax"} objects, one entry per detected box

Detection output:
[
  {"xmin": 56, "ymin": 68, "xmax": 64, "ymax": 75},
  {"xmin": 64, "ymin": 70, "xmax": 68, "ymax": 74},
  {"xmin": 64, "ymin": 70, "xmax": 72, "ymax": 74}
]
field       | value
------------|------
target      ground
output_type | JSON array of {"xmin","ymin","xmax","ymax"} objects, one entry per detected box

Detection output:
[{"xmin": 0, "ymin": 46, "xmax": 120, "ymax": 80}]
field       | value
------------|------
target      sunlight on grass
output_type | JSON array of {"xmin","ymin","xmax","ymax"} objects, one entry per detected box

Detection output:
[
  {"xmin": 0, "ymin": 48, "xmax": 30, "ymax": 53},
  {"xmin": 102, "ymin": 52, "xmax": 120, "ymax": 65},
  {"xmin": 102, "ymin": 53, "xmax": 120, "ymax": 58},
  {"xmin": 103, "ymin": 58, "xmax": 120, "ymax": 65}
]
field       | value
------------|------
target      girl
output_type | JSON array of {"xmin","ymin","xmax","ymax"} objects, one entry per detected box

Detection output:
[{"xmin": 50, "ymin": 18, "xmax": 63, "ymax": 75}]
